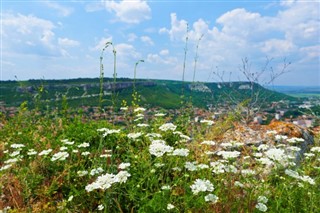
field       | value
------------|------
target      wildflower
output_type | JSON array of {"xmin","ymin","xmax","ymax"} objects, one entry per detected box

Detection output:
[
  {"xmin": 159, "ymin": 123, "xmax": 177, "ymax": 131},
  {"xmin": 90, "ymin": 167, "xmax": 104, "ymax": 176},
  {"xmin": 201, "ymin": 140, "xmax": 216, "ymax": 146},
  {"xmin": 185, "ymin": 161, "xmax": 198, "ymax": 171},
  {"xmin": 149, "ymin": 140, "xmax": 173, "ymax": 157},
  {"xmin": 310, "ymin": 147, "xmax": 320, "ymax": 153},
  {"xmin": 85, "ymin": 173, "xmax": 116, "ymax": 192},
  {"xmin": 51, "ymin": 152, "xmax": 69, "ymax": 161},
  {"xmin": 256, "ymin": 203, "xmax": 268, "ymax": 212},
  {"xmin": 72, "ymin": 149, "xmax": 79, "ymax": 153},
  {"xmin": 205, "ymin": 194, "xmax": 219, "ymax": 203},
  {"xmin": 118, "ymin": 162, "xmax": 131, "ymax": 170},
  {"xmin": 257, "ymin": 144, "xmax": 270, "ymax": 151},
  {"xmin": 9, "ymin": 151, "xmax": 20, "ymax": 157},
  {"xmin": 219, "ymin": 142, "xmax": 233, "ymax": 148},
  {"xmin": 234, "ymin": 181, "xmax": 244, "ymax": 188},
  {"xmin": 4, "ymin": 158, "xmax": 20, "ymax": 164},
  {"xmin": 67, "ymin": 195, "xmax": 74, "ymax": 202},
  {"xmin": 190, "ymin": 179, "xmax": 214, "ymax": 195},
  {"xmin": 154, "ymin": 163, "xmax": 165, "ymax": 168},
  {"xmin": 97, "ymin": 204, "xmax": 104, "ymax": 211},
  {"xmin": 217, "ymin": 151, "xmax": 241, "ymax": 159},
  {"xmin": 120, "ymin": 107, "xmax": 128, "ymax": 111},
  {"xmin": 210, "ymin": 161, "xmax": 226, "ymax": 174},
  {"xmin": 62, "ymin": 139, "xmax": 74, "ymax": 145},
  {"xmin": 60, "ymin": 146, "xmax": 68, "ymax": 151},
  {"xmin": 286, "ymin": 146, "xmax": 301, "ymax": 152},
  {"xmin": 179, "ymin": 134, "xmax": 191, "ymax": 141},
  {"xmin": 161, "ymin": 185, "xmax": 171, "ymax": 190},
  {"xmin": 81, "ymin": 151, "xmax": 91, "ymax": 156},
  {"xmin": 172, "ymin": 167, "xmax": 182, "ymax": 171},
  {"xmin": 127, "ymin": 132, "xmax": 142, "ymax": 140},
  {"xmin": 287, "ymin": 137, "xmax": 304, "ymax": 144},
  {"xmin": 197, "ymin": 164, "xmax": 210, "ymax": 170},
  {"xmin": 266, "ymin": 130, "xmax": 277, "ymax": 135},
  {"xmin": 38, "ymin": 149, "xmax": 52, "ymax": 156},
  {"xmin": 170, "ymin": 148, "xmax": 189, "ymax": 157},
  {"xmin": 241, "ymin": 169, "xmax": 256, "ymax": 176},
  {"xmin": 146, "ymin": 133, "xmax": 162, "ymax": 138},
  {"xmin": 265, "ymin": 148, "xmax": 287, "ymax": 162},
  {"xmin": 285, "ymin": 169, "xmax": 300, "ymax": 179},
  {"xmin": 10, "ymin": 144, "xmax": 25, "ymax": 149},
  {"xmin": 78, "ymin": 142, "xmax": 90, "ymax": 148},
  {"xmin": 304, "ymin": 153, "xmax": 315, "ymax": 158},
  {"xmin": 102, "ymin": 129, "xmax": 121, "ymax": 137},
  {"xmin": 224, "ymin": 165, "xmax": 238, "ymax": 173},
  {"xmin": 257, "ymin": 157, "xmax": 274, "ymax": 166},
  {"xmin": 200, "ymin": 119, "xmax": 214, "ymax": 125},
  {"xmin": 100, "ymin": 154, "xmax": 112, "ymax": 158},
  {"xmin": 77, "ymin": 170, "xmax": 88, "ymax": 177},
  {"xmin": 167, "ymin": 204, "xmax": 175, "ymax": 210},
  {"xmin": 137, "ymin": 123, "xmax": 149, "ymax": 127},
  {"xmin": 155, "ymin": 113, "xmax": 166, "ymax": 117},
  {"xmin": 134, "ymin": 107, "xmax": 146, "ymax": 112},
  {"xmin": 253, "ymin": 152, "xmax": 263, "ymax": 158},
  {"xmin": 27, "ymin": 149, "xmax": 37, "ymax": 156},
  {"xmin": 258, "ymin": 196, "xmax": 268, "ymax": 204},
  {"xmin": 116, "ymin": 171, "xmax": 131, "ymax": 183},
  {"xmin": 0, "ymin": 164, "xmax": 12, "ymax": 171},
  {"xmin": 275, "ymin": 135, "xmax": 288, "ymax": 141}
]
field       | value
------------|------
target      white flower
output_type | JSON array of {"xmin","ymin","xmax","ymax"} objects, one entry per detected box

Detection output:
[
  {"xmin": 38, "ymin": 149, "xmax": 52, "ymax": 156},
  {"xmin": 170, "ymin": 148, "xmax": 189, "ymax": 157},
  {"xmin": 210, "ymin": 161, "xmax": 226, "ymax": 174},
  {"xmin": 304, "ymin": 153, "xmax": 315, "ymax": 158},
  {"xmin": 100, "ymin": 154, "xmax": 112, "ymax": 158},
  {"xmin": 241, "ymin": 169, "xmax": 256, "ymax": 176},
  {"xmin": 257, "ymin": 144, "xmax": 270, "ymax": 152},
  {"xmin": 116, "ymin": 171, "xmax": 131, "ymax": 183},
  {"xmin": 161, "ymin": 185, "xmax": 171, "ymax": 190},
  {"xmin": 85, "ymin": 173, "xmax": 116, "ymax": 192},
  {"xmin": 60, "ymin": 146, "xmax": 68, "ymax": 151},
  {"xmin": 287, "ymin": 137, "xmax": 304, "ymax": 144},
  {"xmin": 155, "ymin": 113, "xmax": 166, "ymax": 117},
  {"xmin": 127, "ymin": 132, "xmax": 142, "ymax": 140},
  {"xmin": 286, "ymin": 146, "xmax": 301, "ymax": 152},
  {"xmin": 258, "ymin": 196, "xmax": 268, "ymax": 204},
  {"xmin": 0, "ymin": 164, "xmax": 12, "ymax": 171},
  {"xmin": 154, "ymin": 163, "xmax": 165, "ymax": 168},
  {"xmin": 137, "ymin": 123, "xmax": 149, "ymax": 127},
  {"xmin": 167, "ymin": 204, "xmax": 175, "ymax": 210},
  {"xmin": 201, "ymin": 140, "xmax": 216, "ymax": 146},
  {"xmin": 149, "ymin": 140, "xmax": 173, "ymax": 157},
  {"xmin": 159, "ymin": 123, "xmax": 177, "ymax": 131},
  {"xmin": 61, "ymin": 139, "xmax": 74, "ymax": 145},
  {"xmin": 275, "ymin": 135, "xmax": 288, "ymax": 141},
  {"xmin": 219, "ymin": 142, "xmax": 233, "ymax": 148},
  {"xmin": 257, "ymin": 157, "xmax": 274, "ymax": 166},
  {"xmin": 51, "ymin": 151, "xmax": 69, "ymax": 161},
  {"xmin": 146, "ymin": 133, "xmax": 162, "ymax": 138},
  {"xmin": 27, "ymin": 149, "xmax": 37, "ymax": 156},
  {"xmin": 67, "ymin": 195, "xmax": 74, "ymax": 202},
  {"xmin": 81, "ymin": 151, "xmax": 91, "ymax": 156},
  {"xmin": 118, "ymin": 163, "xmax": 131, "ymax": 170},
  {"xmin": 90, "ymin": 167, "xmax": 104, "ymax": 176},
  {"xmin": 266, "ymin": 130, "xmax": 277, "ymax": 135},
  {"xmin": 234, "ymin": 181, "xmax": 244, "ymax": 188},
  {"xmin": 72, "ymin": 149, "xmax": 79, "ymax": 153},
  {"xmin": 256, "ymin": 203, "xmax": 268, "ymax": 212},
  {"xmin": 285, "ymin": 169, "xmax": 300, "ymax": 179},
  {"xmin": 200, "ymin": 119, "xmax": 214, "ymax": 125},
  {"xmin": 120, "ymin": 107, "xmax": 128, "ymax": 111},
  {"xmin": 217, "ymin": 151, "xmax": 241, "ymax": 159},
  {"xmin": 205, "ymin": 194, "xmax": 219, "ymax": 203},
  {"xmin": 9, "ymin": 151, "xmax": 20, "ymax": 157},
  {"xmin": 77, "ymin": 170, "xmax": 88, "ymax": 177},
  {"xmin": 265, "ymin": 148, "xmax": 287, "ymax": 162},
  {"xmin": 97, "ymin": 204, "xmax": 104, "ymax": 211},
  {"xmin": 4, "ymin": 158, "xmax": 20, "ymax": 164},
  {"xmin": 134, "ymin": 107, "xmax": 146, "ymax": 112},
  {"xmin": 300, "ymin": 175, "xmax": 315, "ymax": 185},
  {"xmin": 310, "ymin": 147, "xmax": 320, "ymax": 153},
  {"xmin": 10, "ymin": 143, "xmax": 25, "ymax": 149},
  {"xmin": 185, "ymin": 161, "xmax": 198, "ymax": 171},
  {"xmin": 190, "ymin": 179, "xmax": 214, "ymax": 195},
  {"xmin": 78, "ymin": 142, "xmax": 90, "ymax": 148}
]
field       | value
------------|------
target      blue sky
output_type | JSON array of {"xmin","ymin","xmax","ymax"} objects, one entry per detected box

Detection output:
[{"xmin": 1, "ymin": 0, "xmax": 319, "ymax": 86}]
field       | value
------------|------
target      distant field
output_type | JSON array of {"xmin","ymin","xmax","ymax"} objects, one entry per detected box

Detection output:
[{"xmin": 287, "ymin": 93, "xmax": 320, "ymax": 98}]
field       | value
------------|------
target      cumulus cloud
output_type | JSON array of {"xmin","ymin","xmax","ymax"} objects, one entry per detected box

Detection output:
[
  {"xmin": 127, "ymin": 33, "xmax": 138, "ymax": 42},
  {"xmin": 43, "ymin": 1, "xmax": 74, "ymax": 17},
  {"xmin": 103, "ymin": 0, "xmax": 151, "ymax": 24},
  {"xmin": 159, "ymin": 49, "xmax": 169, "ymax": 56},
  {"xmin": 58, "ymin": 38, "xmax": 80, "ymax": 47},
  {"xmin": 91, "ymin": 36, "xmax": 113, "ymax": 51},
  {"xmin": 140, "ymin": 36, "xmax": 154, "ymax": 45}
]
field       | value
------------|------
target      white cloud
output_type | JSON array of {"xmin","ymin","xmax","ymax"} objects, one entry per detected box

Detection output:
[
  {"xmin": 58, "ymin": 38, "xmax": 80, "ymax": 47},
  {"xmin": 159, "ymin": 13, "xmax": 188, "ymax": 41},
  {"xmin": 103, "ymin": 0, "xmax": 151, "ymax": 24},
  {"xmin": 140, "ymin": 36, "xmax": 154, "ymax": 45},
  {"xmin": 127, "ymin": 33, "xmax": 138, "ymax": 42},
  {"xmin": 261, "ymin": 39, "xmax": 296, "ymax": 56},
  {"xmin": 115, "ymin": 43, "xmax": 141, "ymax": 59},
  {"xmin": 159, "ymin": 49, "xmax": 169, "ymax": 56},
  {"xmin": 43, "ymin": 1, "xmax": 73, "ymax": 17},
  {"xmin": 91, "ymin": 36, "xmax": 113, "ymax": 51}
]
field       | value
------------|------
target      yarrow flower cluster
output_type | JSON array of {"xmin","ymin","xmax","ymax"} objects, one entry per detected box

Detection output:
[
  {"xmin": 149, "ymin": 140, "xmax": 173, "ymax": 157},
  {"xmin": 201, "ymin": 140, "xmax": 216, "ymax": 146},
  {"xmin": 51, "ymin": 151, "xmax": 69, "ymax": 161},
  {"xmin": 190, "ymin": 179, "xmax": 214, "ymax": 195},
  {"xmin": 204, "ymin": 194, "xmax": 219, "ymax": 203},
  {"xmin": 159, "ymin": 123, "xmax": 177, "ymax": 132},
  {"xmin": 118, "ymin": 162, "xmax": 131, "ymax": 170},
  {"xmin": 127, "ymin": 132, "xmax": 142, "ymax": 140},
  {"xmin": 200, "ymin": 119, "xmax": 214, "ymax": 126},
  {"xmin": 285, "ymin": 169, "xmax": 315, "ymax": 185},
  {"xmin": 38, "ymin": 149, "xmax": 52, "ymax": 156},
  {"xmin": 217, "ymin": 151, "xmax": 241, "ymax": 159},
  {"xmin": 170, "ymin": 148, "xmax": 189, "ymax": 157}
]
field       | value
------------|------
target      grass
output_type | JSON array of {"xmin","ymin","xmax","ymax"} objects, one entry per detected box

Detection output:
[{"xmin": 1, "ymin": 105, "xmax": 319, "ymax": 212}]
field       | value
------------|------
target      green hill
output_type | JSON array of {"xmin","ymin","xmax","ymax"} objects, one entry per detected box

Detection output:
[{"xmin": 0, "ymin": 78, "xmax": 295, "ymax": 109}]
